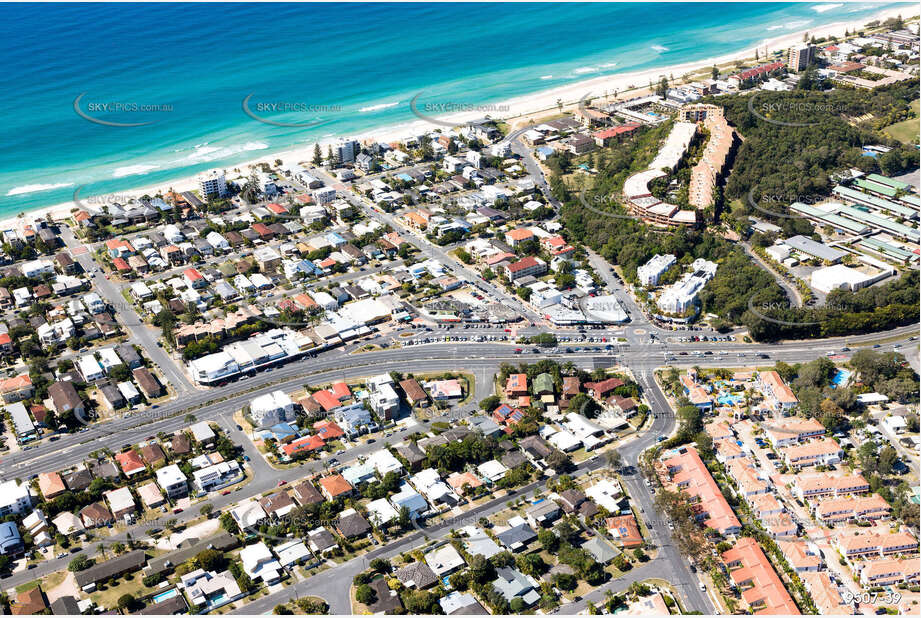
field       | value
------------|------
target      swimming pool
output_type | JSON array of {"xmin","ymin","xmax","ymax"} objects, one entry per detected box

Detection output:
[
  {"xmin": 151, "ymin": 589, "xmax": 179, "ymax": 604},
  {"xmin": 717, "ymin": 394, "xmax": 743, "ymax": 406},
  {"xmin": 830, "ymin": 369, "xmax": 851, "ymax": 389}
]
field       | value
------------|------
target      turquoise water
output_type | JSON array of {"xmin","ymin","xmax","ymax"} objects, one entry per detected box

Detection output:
[
  {"xmin": 0, "ymin": 2, "xmax": 911, "ymax": 216},
  {"xmin": 152, "ymin": 588, "xmax": 179, "ymax": 603},
  {"xmin": 718, "ymin": 394, "xmax": 743, "ymax": 406},
  {"xmin": 830, "ymin": 369, "xmax": 851, "ymax": 388}
]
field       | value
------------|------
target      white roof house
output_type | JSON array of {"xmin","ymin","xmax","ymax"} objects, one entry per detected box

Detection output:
[
  {"xmin": 273, "ymin": 540, "xmax": 311, "ymax": 567},
  {"xmin": 78, "ymin": 355, "xmax": 105, "ymax": 381},
  {"xmin": 477, "ymin": 460, "xmax": 509, "ymax": 483},
  {"xmin": 410, "ymin": 468, "xmax": 456, "ymax": 505},
  {"xmin": 584, "ymin": 479, "xmax": 622, "ymax": 512},
  {"xmin": 367, "ymin": 449, "xmax": 404, "ymax": 476},
  {"xmin": 240, "ymin": 542, "xmax": 282, "ymax": 584},
  {"xmin": 190, "ymin": 421, "xmax": 216, "ymax": 443},
  {"xmin": 425, "ymin": 544, "xmax": 466, "ymax": 577},
  {"xmin": 366, "ymin": 498, "xmax": 400, "ymax": 527}
]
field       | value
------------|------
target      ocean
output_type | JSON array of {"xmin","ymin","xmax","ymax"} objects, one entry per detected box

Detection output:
[{"xmin": 0, "ymin": 1, "xmax": 911, "ymax": 216}]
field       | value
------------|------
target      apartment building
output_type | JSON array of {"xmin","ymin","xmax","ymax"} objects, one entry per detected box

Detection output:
[
  {"xmin": 720, "ymin": 537, "xmax": 800, "ymax": 615},
  {"xmin": 687, "ymin": 106, "xmax": 737, "ymax": 209},
  {"xmin": 793, "ymin": 473, "xmax": 869, "ymax": 500},
  {"xmin": 837, "ymin": 531, "xmax": 918, "ymax": 559},
  {"xmin": 782, "ymin": 438, "xmax": 843, "ymax": 468},
  {"xmin": 859, "ymin": 558, "xmax": 920, "ymax": 587},
  {"xmin": 661, "ymin": 446, "xmax": 741, "ymax": 536},
  {"xmin": 198, "ymin": 170, "xmax": 228, "ymax": 199},
  {"xmin": 788, "ymin": 44, "xmax": 816, "ymax": 71},
  {"xmin": 637, "ymin": 253, "xmax": 676, "ymax": 286},
  {"xmin": 503, "ymin": 256, "xmax": 547, "ymax": 281},
  {"xmin": 764, "ymin": 417, "xmax": 824, "ymax": 448},
  {"xmin": 758, "ymin": 371, "xmax": 799, "ymax": 411},
  {"xmin": 815, "ymin": 494, "xmax": 891, "ymax": 524}
]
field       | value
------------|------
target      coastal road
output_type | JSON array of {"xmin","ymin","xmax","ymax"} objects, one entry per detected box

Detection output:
[{"xmin": 4, "ymin": 322, "xmax": 917, "ymax": 477}]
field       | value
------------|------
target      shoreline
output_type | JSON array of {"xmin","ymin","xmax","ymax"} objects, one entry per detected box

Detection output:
[{"xmin": 13, "ymin": 4, "xmax": 917, "ymax": 231}]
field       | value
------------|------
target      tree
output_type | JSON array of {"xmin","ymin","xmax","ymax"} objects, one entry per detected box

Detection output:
[
  {"xmin": 312, "ymin": 144, "xmax": 323, "ymax": 167},
  {"xmin": 117, "ymin": 594, "xmax": 137, "ymax": 612},
  {"xmin": 196, "ymin": 549, "xmax": 226, "ymax": 571},
  {"xmin": 355, "ymin": 584, "xmax": 376, "ymax": 606},
  {"xmin": 200, "ymin": 504, "xmax": 214, "ymax": 518},
  {"xmin": 538, "ymin": 528, "xmax": 559, "ymax": 553},
  {"xmin": 274, "ymin": 604, "xmax": 294, "ymax": 615},
  {"xmin": 878, "ymin": 446, "xmax": 898, "ymax": 475},
  {"xmin": 467, "ymin": 553, "xmax": 495, "ymax": 584},
  {"xmin": 68, "ymin": 555, "xmax": 91, "ymax": 572}
]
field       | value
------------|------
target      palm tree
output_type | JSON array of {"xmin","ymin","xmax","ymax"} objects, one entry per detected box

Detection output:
[{"xmin": 97, "ymin": 543, "xmax": 106, "ymax": 559}]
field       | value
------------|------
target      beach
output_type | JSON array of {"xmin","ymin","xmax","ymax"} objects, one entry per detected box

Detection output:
[{"xmin": 13, "ymin": 3, "xmax": 917, "ymax": 231}]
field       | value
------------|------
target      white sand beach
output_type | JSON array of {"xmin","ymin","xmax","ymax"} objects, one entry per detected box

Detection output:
[{"xmin": 13, "ymin": 4, "xmax": 916, "ymax": 231}]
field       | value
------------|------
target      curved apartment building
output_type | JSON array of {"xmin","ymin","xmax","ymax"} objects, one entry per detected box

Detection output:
[{"xmin": 623, "ymin": 121, "xmax": 699, "ymax": 227}]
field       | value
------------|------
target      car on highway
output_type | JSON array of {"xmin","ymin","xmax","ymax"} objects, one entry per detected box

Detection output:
[{"xmin": 277, "ymin": 480, "xmax": 287, "ymax": 486}]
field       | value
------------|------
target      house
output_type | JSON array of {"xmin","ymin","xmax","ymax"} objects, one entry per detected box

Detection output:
[
  {"xmin": 505, "ymin": 373, "xmax": 528, "ymax": 399},
  {"xmin": 606, "ymin": 514, "xmax": 643, "ymax": 548},
  {"xmin": 526, "ymin": 501, "xmax": 561, "ymax": 528},
  {"xmin": 319, "ymin": 474, "xmax": 353, "ymax": 500},
  {"xmin": 11, "ymin": 586, "xmax": 48, "ymax": 615},
  {"xmin": 292, "ymin": 481, "xmax": 323, "ymax": 506},
  {"xmin": 240, "ymin": 542, "xmax": 282, "ymax": 584},
  {"xmin": 395, "ymin": 561, "xmax": 439, "ymax": 589},
  {"xmin": 38, "ymin": 472, "xmax": 67, "ymax": 500},
  {"xmin": 308, "ymin": 527, "xmax": 338, "ymax": 555},
  {"xmin": 477, "ymin": 459, "xmax": 509, "ymax": 483},
  {"xmin": 439, "ymin": 591, "xmax": 488, "ymax": 615},
  {"xmin": 492, "ymin": 567, "xmax": 541, "ymax": 607},
  {"xmin": 425, "ymin": 544, "xmax": 466, "ymax": 577},
  {"xmin": 79, "ymin": 502, "xmax": 114, "ymax": 528},
  {"xmin": 368, "ymin": 578, "xmax": 404, "ymax": 614},
  {"xmin": 0, "ymin": 521, "xmax": 23, "ymax": 555},
  {"xmin": 582, "ymin": 537, "xmax": 620, "ymax": 564},
  {"xmin": 182, "ymin": 570, "xmax": 243, "ymax": 609},
  {"xmin": 391, "ymin": 482, "xmax": 429, "ymax": 518},
  {"xmin": 104, "ymin": 486, "xmax": 136, "ymax": 520},
  {"xmin": 274, "ymin": 540, "xmax": 311, "ymax": 568},
  {"xmin": 337, "ymin": 508, "xmax": 371, "ymax": 538},
  {"xmin": 48, "ymin": 381, "xmax": 85, "ymax": 419},
  {"xmin": 496, "ymin": 522, "xmax": 537, "ymax": 551},
  {"xmin": 400, "ymin": 378, "xmax": 429, "ymax": 407}
]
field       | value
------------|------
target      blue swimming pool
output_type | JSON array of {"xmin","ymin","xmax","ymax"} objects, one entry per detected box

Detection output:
[
  {"xmin": 717, "ymin": 394, "xmax": 743, "ymax": 406},
  {"xmin": 152, "ymin": 589, "xmax": 179, "ymax": 604},
  {"xmin": 831, "ymin": 369, "xmax": 851, "ymax": 389}
]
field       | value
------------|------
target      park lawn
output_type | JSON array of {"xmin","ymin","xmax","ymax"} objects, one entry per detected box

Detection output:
[
  {"xmin": 89, "ymin": 570, "xmax": 157, "ymax": 610},
  {"xmin": 883, "ymin": 99, "xmax": 920, "ymax": 143}
]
